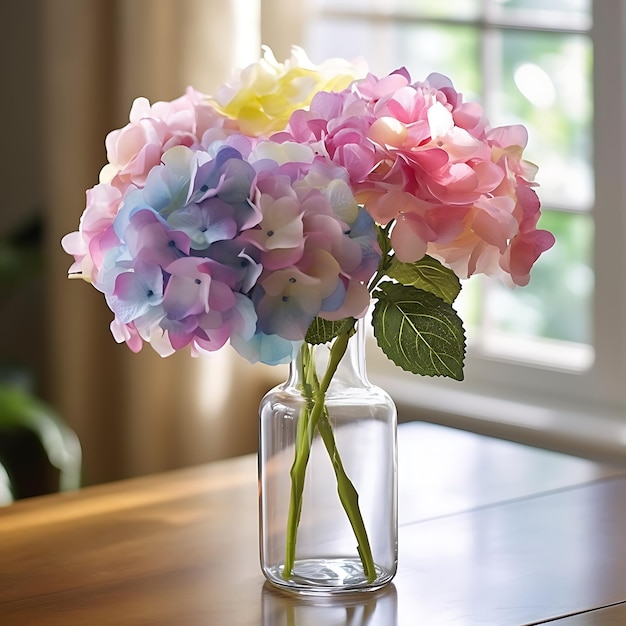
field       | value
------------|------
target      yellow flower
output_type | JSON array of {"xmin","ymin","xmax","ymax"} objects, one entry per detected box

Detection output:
[{"xmin": 214, "ymin": 46, "xmax": 368, "ymax": 136}]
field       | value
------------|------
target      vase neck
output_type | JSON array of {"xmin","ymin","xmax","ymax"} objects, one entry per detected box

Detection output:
[{"xmin": 287, "ymin": 320, "xmax": 369, "ymax": 390}]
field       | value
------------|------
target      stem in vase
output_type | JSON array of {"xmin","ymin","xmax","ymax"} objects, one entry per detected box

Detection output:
[{"xmin": 282, "ymin": 327, "xmax": 376, "ymax": 583}]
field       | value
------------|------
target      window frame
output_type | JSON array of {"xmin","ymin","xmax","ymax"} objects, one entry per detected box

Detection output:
[{"xmin": 308, "ymin": 2, "xmax": 626, "ymax": 460}]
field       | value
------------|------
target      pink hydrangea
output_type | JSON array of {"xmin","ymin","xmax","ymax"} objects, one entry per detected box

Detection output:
[
  {"xmin": 280, "ymin": 69, "xmax": 554, "ymax": 286},
  {"xmin": 100, "ymin": 87, "xmax": 230, "ymax": 190},
  {"xmin": 61, "ymin": 183, "xmax": 123, "ymax": 283}
]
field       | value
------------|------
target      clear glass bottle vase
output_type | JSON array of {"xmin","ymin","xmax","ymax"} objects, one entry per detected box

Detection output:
[{"xmin": 259, "ymin": 320, "xmax": 398, "ymax": 594}]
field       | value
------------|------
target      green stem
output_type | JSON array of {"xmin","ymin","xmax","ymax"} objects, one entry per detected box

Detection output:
[
  {"xmin": 282, "ymin": 330, "xmax": 356, "ymax": 579},
  {"xmin": 283, "ymin": 344, "xmax": 313, "ymax": 577},
  {"xmin": 282, "ymin": 221, "xmax": 395, "ymax": 581},
  {"xmin": 368, "ymin": 223, "xmax": 395, "ymax": 295},
  {"xmin": 317, "ymin": 408, "xmax": 377, "ymax": 582},
  {"xmin": 305, "ymin": 335, "xmax": 376, "ymax": 582}
]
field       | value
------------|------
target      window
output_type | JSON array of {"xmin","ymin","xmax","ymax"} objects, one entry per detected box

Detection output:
[{"xmin": 305, "ymin": 1, "xmax": 626, "ymax": 457}]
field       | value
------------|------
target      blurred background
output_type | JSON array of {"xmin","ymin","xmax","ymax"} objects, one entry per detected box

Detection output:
[
  {"xmin": 2, "ymin": 0, "xmax": 299, "ymax": 491},
  {"xmin": 3, "ymin": 0, "xmax": 624, "ymax": 498}
]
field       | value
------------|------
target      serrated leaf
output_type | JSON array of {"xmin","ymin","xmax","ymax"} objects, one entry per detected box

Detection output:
[
  {"xmin": 372, "ymin": 282, "xmax": 466, "ymax": 380},
  {"xmin": 305, "ymin": 317, "xmax": 354, "ymax": 345},
  {"xmin": 387, "ymin": 255, "xmax": 461, "ymax": 304}
]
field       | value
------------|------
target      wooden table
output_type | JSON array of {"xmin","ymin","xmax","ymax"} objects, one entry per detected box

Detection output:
[{"xmin": 2, "ymin": 421, "xmax": 626, "ymax": 625}]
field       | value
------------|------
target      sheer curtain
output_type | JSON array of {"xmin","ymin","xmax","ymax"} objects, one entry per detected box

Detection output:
[{"xmin": 41, "ymin": 0, "xmax": 303, "ymax": 486}]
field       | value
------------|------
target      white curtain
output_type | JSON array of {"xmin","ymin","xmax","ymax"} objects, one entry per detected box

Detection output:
[{"xmin": 41, "ymin": 0, "xmax": 304, "ymax": 485}]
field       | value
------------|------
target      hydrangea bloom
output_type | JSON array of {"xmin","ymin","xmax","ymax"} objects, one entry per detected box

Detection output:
[
  {"xmin": 214, "ymin": 46, "xmax": 368, "ymax": 136},
  {"xmin": 100, "ymin": 87, "xmax": 232, "ymax": 191},
  {"xmin": 280, "ymin": 68, "xmax": 554, "ymax": 286},
  {"xmin": 63, "ymin": 47, "xmax": 554, "ymax": 364},
  {"xmin": 64, "ymin": 135, "xmax": 380, "ymax": 364}
]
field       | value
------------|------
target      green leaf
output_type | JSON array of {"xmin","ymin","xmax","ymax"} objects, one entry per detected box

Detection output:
[
  {"xmin": 305, "ymin": 317, "xmax": 354, "ymax": 345},
  {"xmin": 387, "ymin": 255, "xmax": 461, "ymax": 304},
  {"xmin": 372, "ymin": 281, "xmax": 466, "ymax": 380}
]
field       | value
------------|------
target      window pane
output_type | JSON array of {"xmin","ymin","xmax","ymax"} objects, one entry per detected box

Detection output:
[
  {"xmin": 306, "ymin": 7, "xmax": 594, "ymax": 365},
  {"xmin": 306, "ymin": 21, "xmax": 481, "ymax": 96},
  {"xmin": 312, "ymin": 0, "xmax": 480, "ymax": 18},
  {"xmin": 470, "ymin": 210, "xmax": 593, "ymax": 346},
  {"xmin": 311, "ymin": 0, "xmax": 371, "ymax": 12},
  {"xmin": 306, "ymin": 18, "xmax": 378, "ymax": 68},
  {"xmin": 491, "ymin": 0, "xmax": 591, "ymax": 19},
  {"xmin": 392, "ymin": 0, "xmax": 480, "ymax": 19},
  {"xmin": 489, "ymin": 30, "xmax": 593, "ymax": 210},
  {"xmin": 393, "ymin": 24, "xmax": 480, "ymax": 93}
]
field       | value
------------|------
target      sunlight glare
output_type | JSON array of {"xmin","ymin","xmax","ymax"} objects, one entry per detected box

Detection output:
[{"xmin": 514, "ymin": 63, "xmax": 556, "ymax": 108}]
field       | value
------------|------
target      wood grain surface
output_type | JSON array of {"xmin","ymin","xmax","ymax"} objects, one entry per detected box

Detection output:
[{"xmin": 1, "ymin": 422, "xmax": 625, "ymax": 626}]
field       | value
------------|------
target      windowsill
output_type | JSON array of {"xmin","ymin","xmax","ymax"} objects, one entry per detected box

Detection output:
[{"xmin": 372, "ymin": 371, "xmax": 626, "ymax": 465}]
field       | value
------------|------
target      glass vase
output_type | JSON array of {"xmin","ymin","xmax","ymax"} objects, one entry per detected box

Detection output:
[{"xmin": 258, "ymin": 320, "xmax": 398, "ymax": 594}]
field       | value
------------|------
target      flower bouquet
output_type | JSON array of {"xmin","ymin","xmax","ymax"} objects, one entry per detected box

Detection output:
[{"xmin": 63, "ymin": 46, "xmax": 554, "ymax": 592}]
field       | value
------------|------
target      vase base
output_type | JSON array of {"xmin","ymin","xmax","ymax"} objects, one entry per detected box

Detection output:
[{"xmin": 263, "ymin": 558, "xmax": 395, "ymax": 595}]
